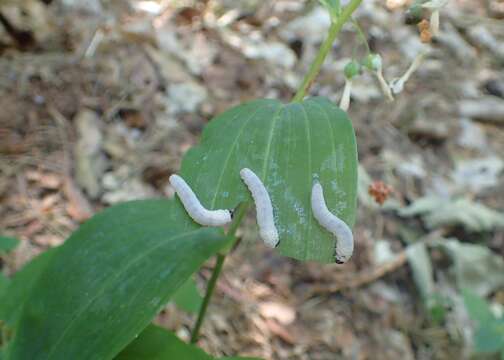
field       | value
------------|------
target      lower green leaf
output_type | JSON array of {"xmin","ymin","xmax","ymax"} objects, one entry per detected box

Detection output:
[
  {"xmin": 0, "ymin": 237, "xmax": 19, "ymax": 255},
  {"xmin": 463, "ymin": 289, "xmax": 504, "ymax": 355},
  {"xmin": 116, "ymin": 325, "xmax": 212, "ymax": 360},
  {"xmin": 0, "ymin": 249, "xmax": 56, "ymax": 329},
  {"xmin": 1, "ymin": 250, "xmax": 56, "ymax": 355},
  {"xmin": 8, "ymin": 199, "xmax": 228, "ymax": 360},
  {"xmin": 116, "ymin": 325, "xmax": 262, "ymax": 360},
  {"xmin": 172, "ymin": 277, "xmax": 203, "ymax": 314},
  {"xmin": 0, "ymin": 274, "xmax": 8, "ymax": 300},
  {"xmin": 474, "ymin": 325, "xmax": 504, "ymax": 354},
  {"xmin": 462, "ymin": 289, "xmax": 495, "ymax": 324}
]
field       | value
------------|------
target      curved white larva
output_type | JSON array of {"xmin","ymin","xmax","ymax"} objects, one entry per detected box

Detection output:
[
  {"xmin": 169, "ymin": 174, "xmax": 232, "ymax": 227},
  {"xmin": 240, "ymin": 168, "xmax": 279, "ymax": 248},
  {"xmin": 311, "ymin": 181, "xmax": 354, "ymax": 264}
]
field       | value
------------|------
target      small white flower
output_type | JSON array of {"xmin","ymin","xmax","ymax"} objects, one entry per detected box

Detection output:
[
  {"xmin": 339, "ymin": 79, "xmax": 352, "ymax": 111},
  {"xmin": 340, "ymin": 61, "xmax": 360, "ymax": 111},
  {"xmin": 421, "ymin": 0, "xmax": 448, "ymax": 9},
  {"xmin": 368, "ymin": 54, "xmax": 383, "ymax": 72},
  {"xmin": 422, "ymin": 0, "xmax": 448, "ymax": 36},
  {"xmin": 389, "ymin": 51, "xmax": 427, "ymax": 95},
  {"xmin": 376, "ymin": 67, "xmax": 394, "ymax": 102},
  {"xmin": 364, "ymin": 54, "xmax": 393, "ymax": 101}
]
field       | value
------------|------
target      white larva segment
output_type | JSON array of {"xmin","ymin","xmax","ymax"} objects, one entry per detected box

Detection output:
[
  {"xmin": 169, "ymin": 174, "xmax": 231, "ymax": 227},
  {"xmin": 311, "ymin": 182, "xmax": 354, "ymax": 264},
  {"xmin": 239, "ymin": 168, "xmax": 279, "ymax": 248}
]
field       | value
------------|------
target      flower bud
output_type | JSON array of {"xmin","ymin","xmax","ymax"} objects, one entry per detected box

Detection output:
[
  {"xmin": 362, "ymin": 53, "xmax": 382, "ymax": 72},
  {"xmin": 344, "ymin": 61, "xmax": 361, "ymax": 79}
]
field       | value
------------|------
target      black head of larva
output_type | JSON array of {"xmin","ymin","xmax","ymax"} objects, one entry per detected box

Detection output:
[
  {"xmin": 334, "ymin": 249, "xmax": 349, "ymax": 264},
  {"xmin": 229, "ymin": 209, "xmax": 234, "ymax": 219}
]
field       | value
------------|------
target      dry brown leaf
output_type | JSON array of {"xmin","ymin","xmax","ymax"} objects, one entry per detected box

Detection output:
[
  {"xmin": 23, "ymin": 220, "xmax": 45, "ymax": 238},
  {"xmin": 258, "ymin": 301, "xmax": 296, "ymax": 325},
  {"xmin": 250, "ymin": 316, "xmax": 271, "ymax": 343},
  {"xmin": 264, "ymin": 318, "xmax": 296, "ymax": 344},
  {"xmin": 386, "ymin": 0, "xmax": 409, "ymax": 10},
  {"xmin": 336, "ymin": 327, "xmax": 358, "ymax": 353},
  {"xmin": 25, "ymin": 170, "xmax": 61, "ymax": 189},
  {"xmin": 64, "ymin": 177, "xmax": 93, "ymax": 222},
  {"xmin": 249, "ymin": 281, "xmax": 274, "ymax": 299},
  {"xmin": 40, "ymin": 194, "xmax": 60, "ymax": 212},
  {"xmin": 34, "ymin": 234, "xmax": 63, "ymax": 247}
]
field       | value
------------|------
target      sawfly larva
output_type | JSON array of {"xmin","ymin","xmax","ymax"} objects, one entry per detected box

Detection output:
[
  {"xmin": 240, "ymin": 168, "xmax": 279, "ymax": 248},
  {"xmin": 169, "ymin": 174, "xmax": 232, "ymax": 227},
  {"xmin": 311, "ymin": 181, "xmax": 354, "ymax": 263}
]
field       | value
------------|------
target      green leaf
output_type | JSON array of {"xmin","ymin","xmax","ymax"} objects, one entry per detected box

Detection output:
[
  {"xmin": 116, "ymin": 325, "xmax": 262, "ymax": 360},
  {"xmin": 0, "ymin": 249, "xmax": 56, "ymax": 328},
  {"xmin": 181, "ymin": 97, "xmax": 358, "ymax": 263},
  {"xmin": 0, "ymin": 273, "xmax": 8, "ymax": 299},
  {"xmin": 426, "ymin": 293, "xmax": 450, "ymax": 325},
  {"xmin": 172, "ymin": 277, "xmax": 203, "ymax": 314},
  {"xmin": 8, "ymin": 199, "xmax": 228, "ymax": 360},
  {"xmin": 406, "ymin": 242, "xmax": 434, "ymax": 299},
  {"xmin": 116, "ymin": 325, "xmax": 213, "ymax": 360},
  {"xmin": 318, "ymin": 0, "xmax": 341, "ymax": 18},
  {"xmin": 0, "ymin": 249, "xmax": 56, "ymax": 355},
  {"xmin": 0, "ymin": 237, "xmax": 19, "ymax": 254},
  {"xmin": 432, "ymin": 239, "xmax": 504, "ymax": 296},
  {"xmin": 463, "ymin": 289, "xmax": 504, "ymax": 355},
  {"xmin": 474, "ymin": 325, "xmax": 504, "ymax": 354},
  {"xmin": 463, "ymin": 289, "xmax": 496, "ymax": 324}
]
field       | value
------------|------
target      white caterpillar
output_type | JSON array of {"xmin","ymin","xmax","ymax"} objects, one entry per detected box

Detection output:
[
  {"xmin": 169, "ymin": 174, "xmax": 232, "ymax": 227},
  {"xmin": 311, "ymin": 181, "xmax": 354, "ymax": 264},
  {"xmin": 240, "ymin": 168, "xmax": 279, "ymax": 248}
]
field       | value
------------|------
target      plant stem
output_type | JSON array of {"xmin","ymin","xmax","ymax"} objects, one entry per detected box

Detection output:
[
  {"xmin": 190, "ymin": 252, "xmax": 225, "ymax": 344},
  {"xmin": 291, "ymin": 0, "xmax": 363, "ymax": 102},
  {"xmin": 227, "ymin": 202, "xmax": 250, "ymax": 240},
  {"xmin": 351, "ymin": 17, "xmax": 371, "ymax": 54},
  {"xmin": 190, "ymin": 202, "xmax": 250, "ymax": 343}
]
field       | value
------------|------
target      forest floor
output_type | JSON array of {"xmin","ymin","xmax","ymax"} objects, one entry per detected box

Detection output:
[{"xmin": 1, "ymin": 0, "xmax": 504, "ymax": 359}]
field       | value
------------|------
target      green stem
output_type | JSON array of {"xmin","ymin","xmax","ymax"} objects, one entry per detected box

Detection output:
[
  {"xmin": 227, "ymin": 202, "xmax": 250, "ymax": 240},
  {"xmin": 190, "ymin": 253, "xmax": 225, "ymax": 344},
  {"xmin": 190, "ymin": 202, "xmax": 250, "ymax": 344},
  {"xmin": 291, "ymin": 0, "xmax": 364, "ymax": 102},
  {"xmin": 351, "ymin": 17, "xmax": 371, "ymax": 54}
]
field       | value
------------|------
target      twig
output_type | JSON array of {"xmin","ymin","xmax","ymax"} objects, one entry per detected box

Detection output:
[{"xmin": 303, "ymin": 251, "xmax": 408, "ymax": 300}]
